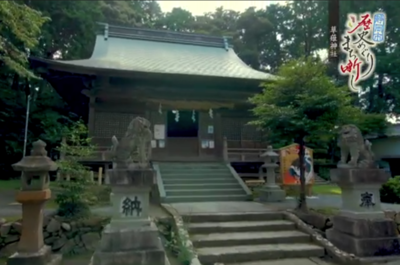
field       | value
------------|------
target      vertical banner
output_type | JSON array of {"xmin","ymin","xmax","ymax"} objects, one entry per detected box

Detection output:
[
  {"xmin": 328, "ymin": 0, "xmax": 340, "ymax": 65},
  {"xmin": 279, "ymin": 144, "xmax": 314, "ymax": 186}
]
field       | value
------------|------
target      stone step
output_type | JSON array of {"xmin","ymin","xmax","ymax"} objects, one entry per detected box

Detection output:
[
  {"xmin": 187, "ymin": 220, "xmax": 296, "ymax": 234},
  {"xmin": 160, "ymin": 168, "xmax": 228, "ymax": 174},
  {"xmin": 164, "ymin": 183, "xmax": 242, "ymax": 190},
  {"xmin": 162, "ymin": 177, "xmax": 237, "ymax": 185},
  {"xmin": 160, "ymin": 172, "xmax": 232, "ymax": 178},
  {"xmin": 192, "ymin": 231, "xmax": 310, "ymax": 248},
  {"xmin": 228, "ymin": 258, "xmax": 328, "ymax": 265},
  {"xmin": 196, "ymin": 243, "xmax": 325, "ymax": 264},
  {"xmin": 165, "ymin": 194, "xmax": 248, "ymax": 203},
  {"xmin": 160, "ymin": 166, "xmax": 227, "ymax": 170},
  {"xmin": 157, "ymin": 162, "xmax": 225, "ymax": 167},
  {"xmin": 166, "ymin": 188, "xmax": 245, "ymax": 197},
  {"xmin": 182, "ymin": 212, "xmax": 284, "ymax": 223}
]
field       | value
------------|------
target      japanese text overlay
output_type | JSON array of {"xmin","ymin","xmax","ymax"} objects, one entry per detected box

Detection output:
[{"xmin": 339, "ymin": 12, "xmax": 387, "ymax": 92}]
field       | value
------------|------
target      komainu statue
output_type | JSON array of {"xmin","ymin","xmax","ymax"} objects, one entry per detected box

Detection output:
[
  {"xmin": 110, "ymin": 117, "xmax": 152, "ymax": 169},
  {"xmin": 337, "ymin": 124, "xmax": 376, "ymax": 168}
]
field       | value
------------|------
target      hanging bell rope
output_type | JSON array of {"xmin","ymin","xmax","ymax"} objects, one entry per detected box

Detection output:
[
  {"xmin": 191, "ymin": 110, "xmax": 196, "ymax": 122},
  {"xmin": 174, "ymin": 110, "xmax": 180, "ymax": 122}
]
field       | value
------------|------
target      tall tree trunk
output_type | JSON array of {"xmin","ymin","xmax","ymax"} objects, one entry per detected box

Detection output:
[{"xmin": 297, "ymin": 136, "xmax": 308, "ymax": 211}]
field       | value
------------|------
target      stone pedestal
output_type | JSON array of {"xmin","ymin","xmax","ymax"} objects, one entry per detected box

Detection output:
[
  {"xmin": 259, "ymin": 174, "xmax": 286, "ymax": 202},
  {"xmin": 9, "ymin": 140, "xmax": 61, "ymax": 265},
  {"xmin": 91, "ymin": 168, "xmax": 166, "ymax": 265},
  {"xmin": 326, "ymin": 168, "xmax": 400, "ymax": 257},
  {"xmin": 259, "ymin": 187, "xmax": 286, "ymax": 202},
  {"xmin": 258, "ymin": 146, "xmax": 285, "ymax": 202}
]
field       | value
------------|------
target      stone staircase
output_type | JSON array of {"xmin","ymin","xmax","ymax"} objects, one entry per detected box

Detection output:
[
  {"xmin": 158, "ymin": 162, "xmax": 249, "ymax": 203},
  {"xmin": 184, "ymin": 212, "xmax": 325, "ymax": 265}
]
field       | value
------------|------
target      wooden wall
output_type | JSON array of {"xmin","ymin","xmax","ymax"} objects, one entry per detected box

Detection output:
[
  {"xmin": 90, "ymin": 102, "xmax": 266, "ymax": 161},
  {"xmin": 220, "ymin": 113, "xmax": 266, "ymax": 149}
]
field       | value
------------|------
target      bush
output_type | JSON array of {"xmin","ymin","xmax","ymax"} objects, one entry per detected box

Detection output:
[
  {"xmin": 55, "ymin": 175, "xmax": 91, "ymax": 218},
  {"xmin": 318, "ymin": 167, "xmax": 331, "ymax": 180},
  {"xmin": 55, "ymin": 121, "xmax": 95, "ymax": 219},
  {"xmin": 380, "ymin": 176, "xmax": 400, "ymax": 204}
]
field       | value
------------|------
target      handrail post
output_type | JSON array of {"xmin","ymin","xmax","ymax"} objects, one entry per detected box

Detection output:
[{"xmin": 223, "ymin": 136, "xmax": 228, "ymax": 162}]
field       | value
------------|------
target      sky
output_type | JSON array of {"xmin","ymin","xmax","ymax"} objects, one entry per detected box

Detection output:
[{"xmin": 157, "ymin": 1, "xmax": 284, "ymax": 16}]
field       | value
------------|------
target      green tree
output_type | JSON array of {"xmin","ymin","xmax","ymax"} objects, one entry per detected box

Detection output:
[
  {"xmin": 23, "ymin": 0, "xmax": 103, "ymax": 59},
  {"xmin": 235, "ymin": 7, "xmax": 273, "ymax": 69},
  {"xmin": 55, "ymin": 121, "xmax": 95, "ymax": 218},
  {"xmin": 0, "ymin": 1, "xmax": 50, "ymax": 175},
  {"xmin": 155, "ymin": 7, "xmax": 195, "ymax": 32},
  {"xmin": 249, "ymin": 57, "xmax": 386, "ymax": 211},
  {"xmin": 0, "ymin": 1, "xmax": 48, "ymax": 77}
]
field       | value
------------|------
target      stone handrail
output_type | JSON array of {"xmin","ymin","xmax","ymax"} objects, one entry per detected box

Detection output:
[
  {"xmin": 226, "ymin": 163, "xmax": 252, "ymax": 200},
  {"xmin": 153, "ymin": 163, "xmax": 166, "ymax": 202},
  {"xmin": 222, "ymin": 137, "xmax": 228, "ymax": 162}
]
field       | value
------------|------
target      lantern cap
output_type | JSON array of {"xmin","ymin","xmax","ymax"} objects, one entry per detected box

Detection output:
[
  {"xmin": 260, "ymin": 145, "xmax": 279, "ymax": 158},
  {"xmin": 12, "ymin": 140, "xmax": 58, "ymax": 172}
]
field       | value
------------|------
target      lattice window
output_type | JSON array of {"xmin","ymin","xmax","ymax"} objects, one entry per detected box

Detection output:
[
  {"xmin": 94, "ymin": 112, "xmax": 143, "ymax": 138},
  {"xmin": 241, "ymin": 119, "xmax": 262, "ymax": 141},
  {"xmin": 222, "ymin": 117, "xmax": 241, "ymax": 140},
  {"xmin": 222, "ymin": 116, "xmax": 263, "ymax": 141}
]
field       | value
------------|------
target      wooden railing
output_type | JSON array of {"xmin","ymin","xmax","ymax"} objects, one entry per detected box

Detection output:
[
  {"xmin": 56, "ymin": 168, "xmax": 104, "ymax": 185},
  {"xmin": 89, "ymin": 137, "xmax": 272, "ymax": 163},
  {"xmin": 223, "ymin": 137, "xmax": 277, "ymax": 162}
]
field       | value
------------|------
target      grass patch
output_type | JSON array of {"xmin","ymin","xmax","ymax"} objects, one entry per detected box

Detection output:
[
  {"xmin": 311, "ymin": 206, "xmax": 340, "ymax": 216},
  {"xmin": 3, "ymin": 215, "xmax": 22, "ymax": 222},
  {"xmin": 0, "ymin": 179, "xmax": 61, "ymax": 191},
  {"xmin": 251, "ymin": 183, "xmax": 341, "ymax": 199},
  {"xmin": 312, "ymin": 184, "xmax": 341, "ymax": 195},
  {"xmin": 0, "ymin": 180, "xmax": 109, "ymax": 210},
  {"xmin": 0, "ymin": 179, "xmax": 21, "ymax": 190},
  {"xmin": 46, "ymin": 199, "xmax": 58, "ymax": 209}
]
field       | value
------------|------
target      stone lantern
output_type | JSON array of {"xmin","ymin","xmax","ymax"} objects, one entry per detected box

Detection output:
[
  {"xmin": 258, "ymin": 145, "xmax": 285, "ymax": 202},
  {"xmin": 9, "ymin": 140, "xmax": 61, "ymax": 265}
]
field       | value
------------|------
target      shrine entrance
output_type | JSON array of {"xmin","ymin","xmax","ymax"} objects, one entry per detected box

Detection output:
[
  {"xmin": 166, "ymin": 110, "xmax": 199, "ymax": 158},
  {"xmin": 167, "ymin": 110, "xmax": 199, "ymax": 137}
]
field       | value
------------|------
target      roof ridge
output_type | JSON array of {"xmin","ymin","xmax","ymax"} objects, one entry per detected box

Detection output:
[{"xmin": 97, "ymin": 22, "xmax": 232, "ymax": 49}]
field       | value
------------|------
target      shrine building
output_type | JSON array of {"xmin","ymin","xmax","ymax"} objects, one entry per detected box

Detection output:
[{"xmin": 29, "ymin": 24, "xmax": 275, "ymax": 165}]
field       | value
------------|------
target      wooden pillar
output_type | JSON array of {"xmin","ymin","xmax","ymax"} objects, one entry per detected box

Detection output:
[
  {"xmin": 88, "ymin": 95, "xmax": 96, "ymax": 137},
  {"xmin": 214, "ymin": 112, "xmax": 223, "ymax": 159},
  {"xmin": 83, "ymin": 76, "xmax": 109, "ymax": 138},
  {"xmin": 98, "ymin": 167, "xmax": 103, "ymax": 185},
  {"xmin": 223, "ymin": 136, "xmax": 228, "ymax": 162}
]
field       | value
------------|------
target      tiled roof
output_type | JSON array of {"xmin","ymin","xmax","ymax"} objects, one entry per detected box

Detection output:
[{"xmin": 32, "ymin": 25, "xmax": 276, "ymax": 81}]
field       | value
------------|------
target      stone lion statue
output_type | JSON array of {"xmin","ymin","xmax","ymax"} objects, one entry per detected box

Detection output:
[
  {"xmin": 111, "ymin": 117, "xmax": 152, "ymax": 169},
  {"xmin": 337, "ymin": 124, "xmax": 376, "ymax": 168}
]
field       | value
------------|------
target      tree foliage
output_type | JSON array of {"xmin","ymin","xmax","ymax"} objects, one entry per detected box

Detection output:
[
  {"xmin": 249, "ymin": 57, "xmax": 386, "ymax": 210},
  {"xmin": 55, "ymin": 121, "xmax": 94, "ymax": 219},
  {"xmin": 0, "ymin": 1, "xmax": 48, "ymax": 77}
]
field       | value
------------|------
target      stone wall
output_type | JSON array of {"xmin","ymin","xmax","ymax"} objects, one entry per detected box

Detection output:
[
  {"xmin": 0, "ymin": 214, "xmax": 110, "ymax": 258},
  {"xmin": 384, "ymin": 210, "xmax": 400, "ymax": 234}
]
